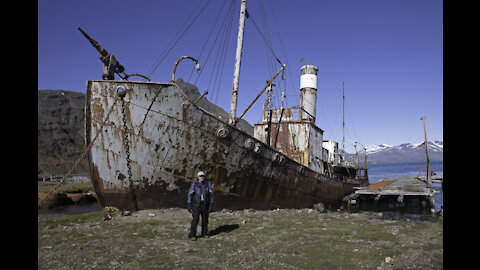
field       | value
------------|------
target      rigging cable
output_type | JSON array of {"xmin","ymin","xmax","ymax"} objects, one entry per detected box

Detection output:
[
  {"xmin": 206, "ymin": 5, "xmax": 233, "ymax": 94},
  {"xmin": 145, "ymin": 0, "xmax": 212, "ymax": 80},
  {"xmin": 206, "ymin": 2, "xmax": 236, "ymax": 113},
  {"xmin": 260, "ymin": 0, "xmax": 282, "ymax": 110},
  {"xmin": 266, "ymin": 0, "xmax": 299, "ymax": 109},
  {"xmin": 345, "ymin": 101, "xmax": 361, "ymax": 144},
  {"xmin": 246, "ymin": 8, "xmax": 282, "ymax": 66},
  {"xmin": 186, "ymin": 0, "xmax": 231, "ymax": 82},
  {"xmin": 248, "ymin": 2, "xmax": 283, "ymax": 111},
  {"xmin": 187, "ymin": 0, "xmax": 237, "ymax": 114},
  {"xmin": 324, "ymin": 83, "xmax": 344, "ymax": 142},
  {"xmin": 213, "ymin": 7, "xmax": 236, "ymax": 106},
  {"xmin": 258, "ymin": 0, "xmax": 275, "ymax": 108},
  {"xmin": 191, "ymin": 0, "xmax": 236, "ymax": 88}
]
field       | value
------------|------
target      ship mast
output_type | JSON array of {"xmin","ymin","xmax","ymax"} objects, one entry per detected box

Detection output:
[{"xmin": 229, "ymin": 0, "xmax": 247, "ymax": 125}]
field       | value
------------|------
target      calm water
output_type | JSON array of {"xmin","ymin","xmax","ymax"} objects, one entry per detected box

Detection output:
[
  {"xmin": 367, "ymin": 161, "xmax": 443, "ymax": 212},
  {"xmin": 38, "ymin": 201, "xmax": 102, "ymax": 219}
]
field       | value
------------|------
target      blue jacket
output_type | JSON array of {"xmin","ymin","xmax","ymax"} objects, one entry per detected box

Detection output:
[{"xmin": 187, "ymin": 180, "xmax": 214, "ymax": 206}]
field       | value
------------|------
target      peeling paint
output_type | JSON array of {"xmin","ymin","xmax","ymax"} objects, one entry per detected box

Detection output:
[{"xmin": 86, "ymin": 80, "xmax": 367, "ymax": 212}]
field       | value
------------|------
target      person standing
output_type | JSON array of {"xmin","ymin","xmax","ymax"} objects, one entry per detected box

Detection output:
[{"xmin": 187, "ymin": 171, "xmax": 214, "ymax": 241}]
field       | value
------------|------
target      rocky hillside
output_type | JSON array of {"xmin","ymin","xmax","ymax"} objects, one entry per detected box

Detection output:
[
  {"xmin": 38, "ymin": 90, "xmax": 88, "ymax": 178},
  {"xmin": 175, "ymin": 78, "xmax": 254, "ymax": 136}
]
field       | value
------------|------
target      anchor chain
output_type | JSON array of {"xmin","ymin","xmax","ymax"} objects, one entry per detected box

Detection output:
[
  {"xmin": 120, "ymin": 95, "xmax": 139, "ymax": 211},
  {"xmin": 120, "ymin": 97, "xmax": 133, "ymax": 186}
]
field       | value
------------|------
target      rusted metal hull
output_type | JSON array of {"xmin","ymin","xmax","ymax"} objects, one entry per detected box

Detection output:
[{"xmin": 86, "ymin": 80, "xmax": 364, "ymax": 212}]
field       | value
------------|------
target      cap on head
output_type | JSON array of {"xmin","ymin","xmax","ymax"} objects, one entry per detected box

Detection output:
[{"xmin": 197, "ymin": 171, "xmax": 205, "ymax": 177}]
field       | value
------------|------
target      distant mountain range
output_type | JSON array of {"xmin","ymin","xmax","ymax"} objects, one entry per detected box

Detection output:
[{"xmin": 344, "ymin": 141, "xmax": 443, "ymax": 164}]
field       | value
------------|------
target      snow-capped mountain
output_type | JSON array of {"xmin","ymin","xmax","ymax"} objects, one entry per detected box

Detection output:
[
  {"xmin": 345, "ymin": 141, "xmax": 443, "ymax": 164},
  {"xmin": 365, "ymin": 141, "xmax": 443, "ymax": 154}
]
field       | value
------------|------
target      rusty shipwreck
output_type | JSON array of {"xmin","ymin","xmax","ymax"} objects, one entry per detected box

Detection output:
[{"xmin": 82, "ymin": 0, "xmax": 369, "ymax": 212}]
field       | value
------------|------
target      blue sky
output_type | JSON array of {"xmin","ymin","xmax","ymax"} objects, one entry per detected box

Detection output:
[{"xmin": 38, "ymin": 0, "xmax": 443, "ymax": 153}]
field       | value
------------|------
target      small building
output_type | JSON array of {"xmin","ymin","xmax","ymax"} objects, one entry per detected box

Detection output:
[{"xmin": 323, "ymin": 140, "xmax": 340, "ymax": 165}]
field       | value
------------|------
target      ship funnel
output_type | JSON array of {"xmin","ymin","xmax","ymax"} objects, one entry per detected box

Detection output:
[{"xmin": 300, "ymin": 65, "xmax": 318, "ymax": 123}]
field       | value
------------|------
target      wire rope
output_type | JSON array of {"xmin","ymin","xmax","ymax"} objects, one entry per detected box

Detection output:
[
  {"xmin": 213, "ymin": 8, "xmax": 236, "ymax": 106},
  {"xmin": 192, "ymin": 0, "xmax": 236, "ymax": 87},
  {"xmin": 206, "ymin": 4, "xmax": 236, "ymax": 113},
  {"xmin": 146, "ymin": 0, "xmax": 206, "ymax": 78},
  {"xmin": 193, "ymin": 0, "xmax": 236, "ymax": 113},
  {"xmin": 265, "ymin": 0, "xmax": 299, "ymax": 110},
  {"xmin": 145, "ymin": 0, "xmax": 213, "ymax": 80},
  {"xmin": 186, "ymin": 0, "xmax": 230, "ymax": 82}
]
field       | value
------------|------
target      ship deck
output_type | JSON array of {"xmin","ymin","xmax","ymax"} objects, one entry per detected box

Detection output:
[
  {"xmin": 342, "ymin": 176, "xmax": 439, "ymax": 211},
  {"xmin": 346, "ymin": 176, "xmax": 437, "ymax": 197}
]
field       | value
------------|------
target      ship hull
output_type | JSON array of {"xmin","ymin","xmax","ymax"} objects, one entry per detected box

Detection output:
[{"xmin": 86, "ymin": 80, "xmax": 363, "ymax": 211}]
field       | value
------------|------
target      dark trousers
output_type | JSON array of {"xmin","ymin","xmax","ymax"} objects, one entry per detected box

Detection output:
[{"xmin": 189, "ymin": 202, "xmax": 209, "ymax": 237}]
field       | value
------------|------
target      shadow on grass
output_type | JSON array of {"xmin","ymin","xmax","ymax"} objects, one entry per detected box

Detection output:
[{"xmin": 209, "ymin": 224, "xmax": 240, "ymax": 236}]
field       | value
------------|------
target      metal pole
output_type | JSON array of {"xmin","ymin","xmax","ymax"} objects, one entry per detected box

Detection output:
[
  {"xmin": 192, "ymin": 91, "xmax": 208, "ymax": 105},
  {"xmin": 266, "ymin": 110, "xmax": 272, "ymax": 146},
  {"xmin": 346, "ymin": 139, "xmax": 357, "ymax": 165},
  {"xmin": 273, "ymin": 92, "xmax": 286, "ymax": 149},
  {"xmin": 171, "ymin": 56, "xmax": 200, "ymax": 83},
  {"xmin": 229, "ymin": 0, "xmax": 247, "ymax": 125},
  {"xmin": 420, "ymin": 116, "xmax": 431, "ymax": 188},
  {"xmin": 356, "ymin": 141, "xmax": 367, "ymax": 169},
  {"xmin": 354, "ymin": 142, "xmax": 358, "ymax": 179},
  {"xmin": 342, "ymin": 82, "xmax": 345, "ymax": 164},
  {"xmin": 273, "ymin": 109, "xmax": 284, "ymax": 149},
  {"xmin": 236, "ymin": 64, "xmax": 286, "ymax": 122},
  {"xmin": 346, "ymin": 139, "xmax": 358, "ymax": 179}
]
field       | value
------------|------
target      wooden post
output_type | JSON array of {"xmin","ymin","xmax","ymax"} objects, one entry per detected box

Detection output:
[
  {"xmin": 342, "ymin": 82, "xmax": 345, "ymax": 164},
  {"xmin": 420, "ymin": 116, "xmax": 432, "ymax": 188}
]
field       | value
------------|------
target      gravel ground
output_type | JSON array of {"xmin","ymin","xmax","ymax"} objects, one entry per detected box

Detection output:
[{"xmin": 38, "ymin": 207, "xmax": 443, "ymax": 269}]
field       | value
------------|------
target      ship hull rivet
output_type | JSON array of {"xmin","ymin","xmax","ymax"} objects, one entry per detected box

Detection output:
[
  {"xmin": 244, "ymin": 139, "xmax": 254, "ymax": 149},
  {"xmin": 253, "ymin": 143, "xmax": 262, "ymax": 154},
  {"xmin": 216, "ymin": 127, "xmax": 228, "ymax": 139}
]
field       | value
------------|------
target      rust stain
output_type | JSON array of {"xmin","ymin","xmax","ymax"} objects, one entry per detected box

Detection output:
[
  {"xmin": 92, "ymin": 164, "xmax": 106, "ymax": 193},
  {"xmin": 364, "ymin": 180, "xmax": 396, "ymax": 190},
  {"xmin": 85, "ymin": 81, "xmax": 365, "ymax": 212}
]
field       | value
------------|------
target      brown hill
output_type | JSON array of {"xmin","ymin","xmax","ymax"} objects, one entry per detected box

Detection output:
[{"xmin": 38, "ymin": 90, "xmax": 88, "ymax": 178}]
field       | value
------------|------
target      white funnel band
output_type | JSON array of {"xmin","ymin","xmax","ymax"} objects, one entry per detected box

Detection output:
[{"xmin": 300, "ymin": 74, "xmax": 317, "ymax": 89}]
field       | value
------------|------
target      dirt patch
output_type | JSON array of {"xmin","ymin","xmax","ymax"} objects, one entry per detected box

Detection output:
[{"xmin": 38, "ymin": 208, "xmax": 442, "ymax": 269}]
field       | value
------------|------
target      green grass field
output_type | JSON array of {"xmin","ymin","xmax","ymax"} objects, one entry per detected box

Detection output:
[
  {"xmin": 38, "ymin": 181, "xmax": 94, "ymax": 193},
  {"xmin": 38, "ymin": 208, "xmax": 443, "ymax": 269}
]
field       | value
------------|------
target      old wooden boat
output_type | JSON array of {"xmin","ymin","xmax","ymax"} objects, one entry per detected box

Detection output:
[{"xmin": 83, "ymin": 0, "xmax": 369, "ymax": 212}]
